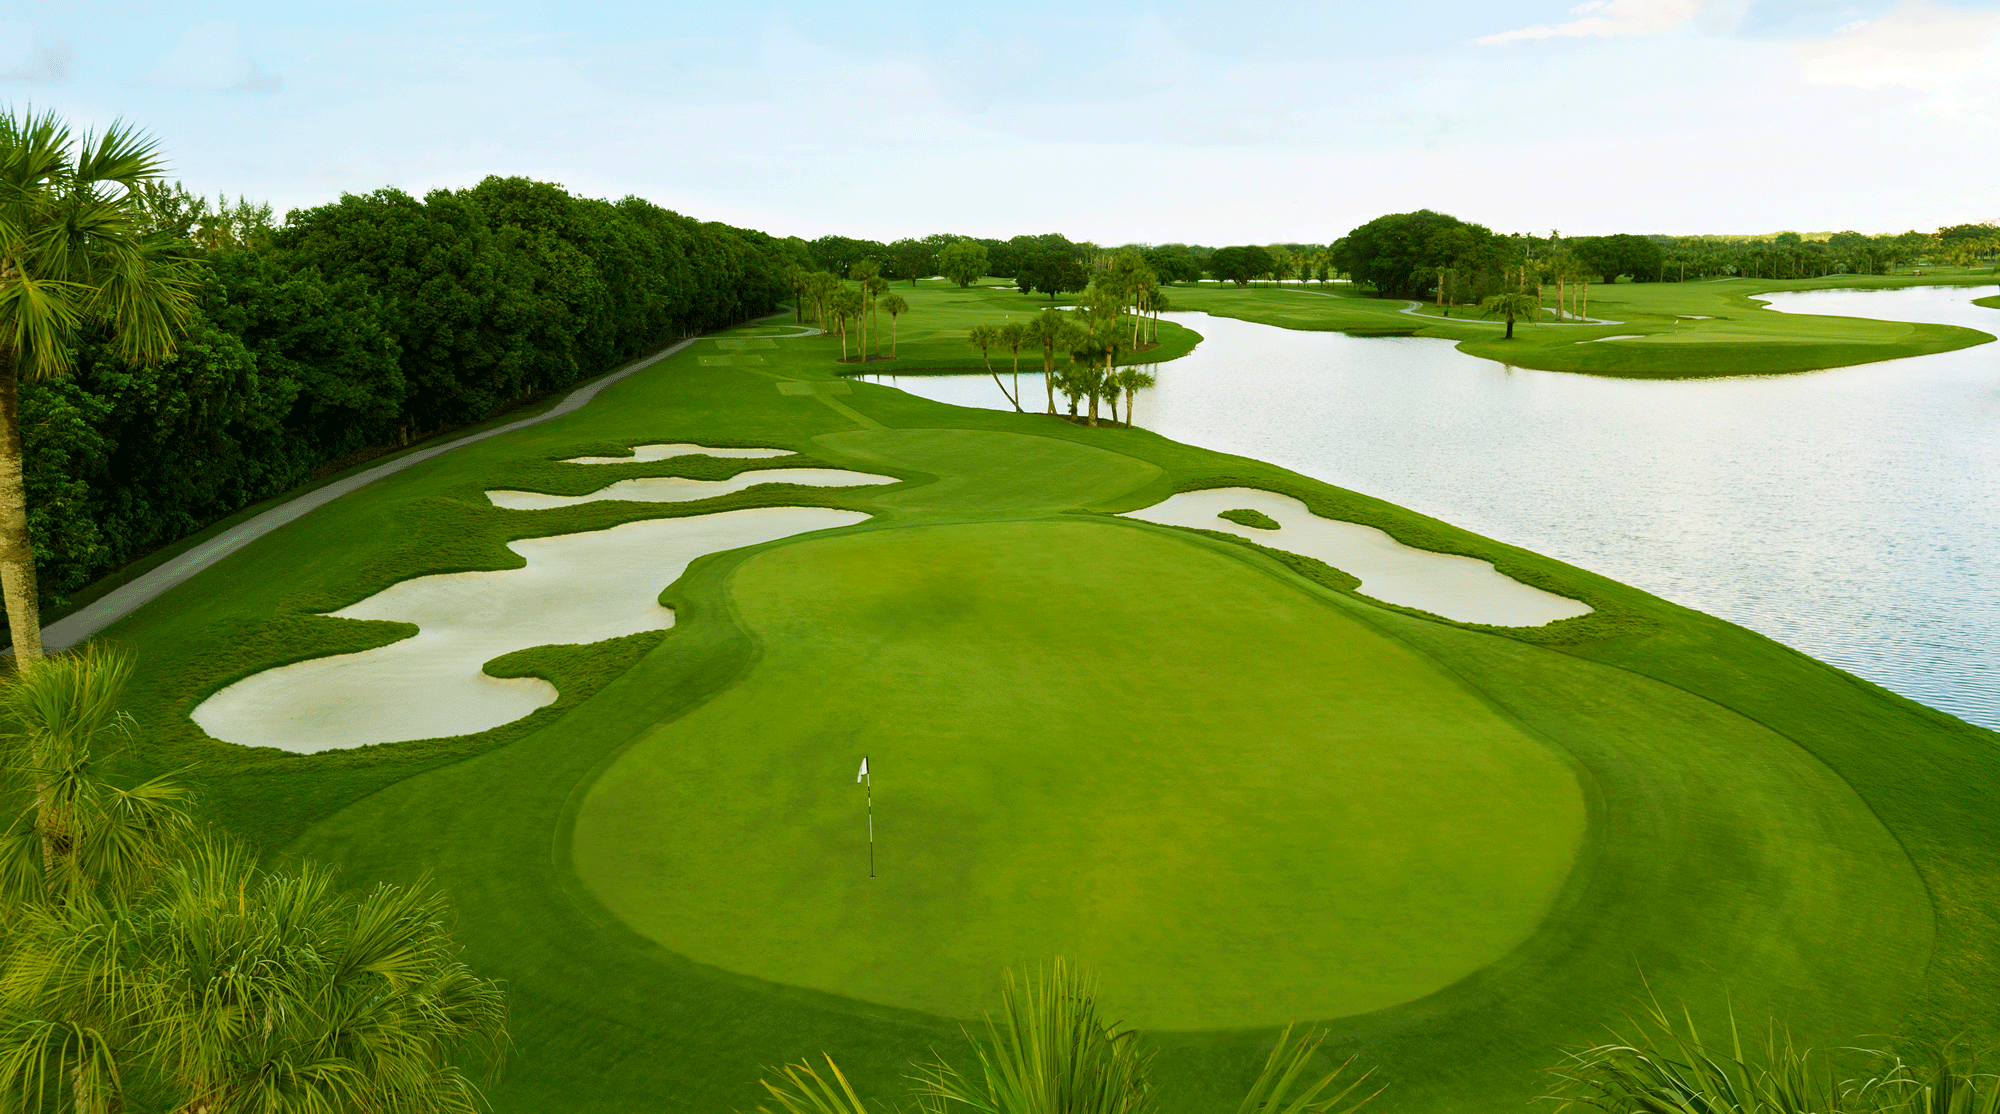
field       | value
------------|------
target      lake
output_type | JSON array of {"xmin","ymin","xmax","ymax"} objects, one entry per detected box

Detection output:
[{"xmin": 862, "ymin": 284, "xmax": 2000, "ymax": 731}]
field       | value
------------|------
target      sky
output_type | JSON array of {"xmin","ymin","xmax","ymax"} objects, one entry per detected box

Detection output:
[{"xmin": 4, "ymin": 0, "xmax": 1998, "ymax": 244}]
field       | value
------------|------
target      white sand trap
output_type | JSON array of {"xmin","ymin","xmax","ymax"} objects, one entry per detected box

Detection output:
[
  {"xmin": 1581, "ymin": 334, "xmax": 1646, "ymax": 343},
  {"xmin": 1121, "ymin": 488, "xmax": 1591, "ymax": 627},
  {"xmin": 486, "ymin": 468, "xmax": 897, "ymax": 510},
  {"xmin": 563, "ymin": 443, "xmax": 795, "ymax": 464},
  {"xmin": 192, "ymin": 507, "xmax": 870, "ymax": 752}
]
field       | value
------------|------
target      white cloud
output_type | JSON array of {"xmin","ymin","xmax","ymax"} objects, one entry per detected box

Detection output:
[
  {"xmin": 148, "ymin": 22, "xmax": 282, "ymax": 93},
  {"xmin": 1794, "ymin": 0, "xmax": 2000, "ymax": 91},
  {"xmin": 1479, "ymin": 0, "xmax": 1709, "ymax": 44},
  {"xmin": 0, "ymin": 24, "xmax": 72, "ymax": 83}
]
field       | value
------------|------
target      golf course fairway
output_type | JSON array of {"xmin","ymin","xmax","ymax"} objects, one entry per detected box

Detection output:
[{"xmin": 91, "ymin": 283, "xmax": 2000, "ymax": 1114}]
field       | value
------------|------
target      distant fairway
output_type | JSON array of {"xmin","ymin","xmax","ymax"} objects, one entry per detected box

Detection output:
[
  {"xmin": 573, "ymin": 518, "xmax": 1587, "ymax": 1028},
  {"xmin": 1168, "ymin": 274, "xmax": 1996, "ymax": 376}
]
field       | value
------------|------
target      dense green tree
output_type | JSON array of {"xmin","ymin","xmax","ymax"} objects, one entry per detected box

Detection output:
[
  {"xmin": 808, "ymin": 235, "xmax": 887, "ymax": 277},
  {"xmin": 1332, "ymin": 211, "xmax": 1506, "ymax": 298},
  {"xmin": 888, "ymin": 238, "xmax": 935, "ymax": 285},
  {"xmin": 1016, "ymin": 243, "xmax": 1088, "ymax": 300},
  {"xmin": 1208, "ymin": 245, "xmax": 1274, "ymax": 287},
  {"xmin": 1572, "ymin": 233, "xmax": 1664, "ymax": 283},
  {"xmin": 1142, "ymin": 245, "xmax": 1203, "ymax": 284},
  {"xmin": 0, "ymin": 111, "xmax": 200, "ymax": 668},
  {"xmin": 938, "ymin": 240, "xmax": 990, "ymax": 288}
]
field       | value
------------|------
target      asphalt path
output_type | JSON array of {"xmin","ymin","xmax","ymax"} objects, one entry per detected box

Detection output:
[{"xmin": 43, "ymin": 332, "xmax": 724, "ymax": 652}]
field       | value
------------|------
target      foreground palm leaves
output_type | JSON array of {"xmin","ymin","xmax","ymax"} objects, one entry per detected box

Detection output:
[
  {"xmin": 755, "ymin": 958, "xmax": 1376, "ymax": 1114},
  {"xmin": 0, "ymin": 645, "xmax": 508, "ymax": 1114},
  {"xmin": 1544, "ymin": 994, "xmax": 2000, "ymax": 1114}
]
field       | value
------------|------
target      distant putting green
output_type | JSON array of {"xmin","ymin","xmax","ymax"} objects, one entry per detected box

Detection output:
[{"xmin": 573, "ymin": 518, "xmax": 1587, "ymax": 1028}]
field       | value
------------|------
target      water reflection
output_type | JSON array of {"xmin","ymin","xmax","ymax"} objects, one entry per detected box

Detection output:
[{"xmin": 863, "ymin": 285, "xmax": 2000, "ymax": 730}]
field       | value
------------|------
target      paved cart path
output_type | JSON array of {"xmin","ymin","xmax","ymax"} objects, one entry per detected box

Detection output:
[{"xmin": 43, "ymin": 334, "xmax": 714, "ymax": 652}]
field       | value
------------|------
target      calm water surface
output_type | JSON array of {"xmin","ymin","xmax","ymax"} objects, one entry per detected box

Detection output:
[{"xmin": 864, "ymin": 285, "xmax": 2000, "ymax": 730}]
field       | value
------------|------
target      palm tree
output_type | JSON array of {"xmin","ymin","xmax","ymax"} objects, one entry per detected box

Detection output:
[
  {"xmin": 967, "ymin": 324, "xmax": 1020, "ymax": 411},
  {"xmin": 1055, "ymin": 320, "xmax": 1092, "ymax": 417},
  {"xmin": 755, "ymin": 959, "xmax": 1375, "ymax": 1114},
  {"xmin": 880, "ymin": 293, "xmax": 908, "ymax": 357},
  {"xmin": 999, "ymin": 322, "xmax": 1028, "ymax": 407},
  {"xmin": 0, "ymin": 111, "xmax": 199, "ymax": 669},
  {"xmin": 829, "ymin": 289, "xmax": 863, "ymax": 361},
  {"xmin": 1029, "ymin": 311, "xmax": 1066, "ymax": 413},
  {"xmin": 1479, "ymin": 292, "xmax": 1540, "ymax": 339},
  {"xmin": 0, "ymin": 644, "xmax": 188, "ymax": 899},
  {"xmin": 783, "ymin": 263, "xmax": 808, "ymax": 322},
  {"xmin": 848, "ymin": 263, "xmax": 879, "ymax": 357},
  {"xmin": 1, "ymin": 838, "xmax": 509, "ymax": 1114},
  {"xmin": 0, "ymin": 645, "xmax": 509, "ymax": 1114},
  {"xmin": 864, "ymin": 275, "xmax": 889, "ymax": 358},
  {"xmin": 1111, "ymin": 367, "xmax": 1156, "ymax": 427}
]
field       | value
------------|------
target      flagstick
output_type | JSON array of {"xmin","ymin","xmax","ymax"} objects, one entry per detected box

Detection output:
[{"xmin": 866, "ymin": 764, "xmax": 875, "ymax": 879}]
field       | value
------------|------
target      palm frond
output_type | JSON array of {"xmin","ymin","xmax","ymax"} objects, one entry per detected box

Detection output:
[
  {"xmin": 914, "ymin": 959, "xmax": 1152, "ymax": 1114},
  {"xmin": 757, "ymin": 1055, "xmax": 877, "ymax": 1114},
  {"xmin": 1235, "ymin": 1025, "xmax": 1377, "ymax": 1114}
]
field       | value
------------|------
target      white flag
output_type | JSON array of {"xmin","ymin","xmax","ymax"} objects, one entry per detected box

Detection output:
[{"xmin": 856, "ymin": 757, "xmax": 869, "ymax": 783}]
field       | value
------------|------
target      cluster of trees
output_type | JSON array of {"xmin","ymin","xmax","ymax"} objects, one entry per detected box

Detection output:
[
  {"xmin": 1327, "ymin": 210, "xmax": 2000, "ymax": 308},
  {"xmin": 786, "ymin": 263, "xmax": 911, "ymax": 361},
  {"xmin": 966, "ymin": 252, "xmax": 1167, "ymax": 426},
  {"xmin": 804, "ymin": 218, "xmax": 1997, "ymax": 309},
  {"xmin": 1636, "ymin": 224, "xmax": 1998, "ymax": 281},
  {"xmin": 2, "ymin": 107, "xmax": 804, "ymax": 640},
  {"xmin": 808, "ymin": 232, "xmax": 1088, "ymax": 286},
  {"xmin": 802, "ymin": 234, "xmax": 1213, "ymax": 291},
  {"xmin": 0, "ymin": 646, "xmax": 506, "ymax": 1113}
]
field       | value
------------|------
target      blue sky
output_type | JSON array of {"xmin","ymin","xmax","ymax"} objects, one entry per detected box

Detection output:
[{"xmin": 5, "ymin": 0, "xmax": 1997, "ymax": 243}]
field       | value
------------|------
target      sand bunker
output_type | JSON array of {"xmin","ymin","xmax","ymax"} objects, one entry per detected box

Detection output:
[
  {"xmin": 1582, "ymin": 334, "xmax": 1646, "ymax": 343},
  {"xmin": 563, "ymin": 443, "xmax": 795, "ymax": 464},
  {"xmin": 192, "ymin": 507, "xmax": 870, "ymax": 752},
  {"xmin": 487, "ymin": 468, "xmax": 896, "ymax": 510},
  {"xmin": 1122, "ymin": 488, "xmax": 1591, "ymax": 627}
]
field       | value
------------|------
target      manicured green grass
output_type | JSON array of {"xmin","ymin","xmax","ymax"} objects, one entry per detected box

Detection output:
[
  {"xmin": 89, "ymin": 303, "xmax": 2000, "ymax": 1114},
  {"xmin": 573, "ymin": 519, "xmax": 1586, "ymax": 1030},
  {"xmin": 1167, "ymin": 274, "xmax": 1996, "ymax": 377},
  {"xmin": 1219, "ymin": 507, "xmax": 1280, "ymax": 530}
]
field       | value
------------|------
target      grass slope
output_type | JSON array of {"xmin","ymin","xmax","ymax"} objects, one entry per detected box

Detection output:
[
  {"xmin": 1167, "ymin": 273, "xmax": 1996, "ymax": 377},
  {"xmin": 91, "ymin": 305, "xmax": 1999, "ymax": 1114}
]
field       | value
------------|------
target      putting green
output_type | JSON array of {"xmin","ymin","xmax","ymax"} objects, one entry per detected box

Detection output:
[{"xmin": 571, "ymin": 518, "xmax": 1588, "ymax": 1029}]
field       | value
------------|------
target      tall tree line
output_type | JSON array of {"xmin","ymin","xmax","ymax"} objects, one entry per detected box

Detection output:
[{"xmin": 18, "ymin": 175, "xmax": 804, "ymax": 623}]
